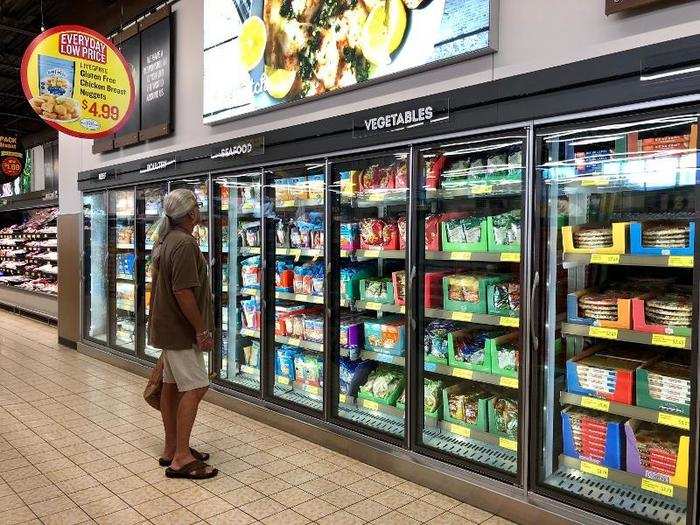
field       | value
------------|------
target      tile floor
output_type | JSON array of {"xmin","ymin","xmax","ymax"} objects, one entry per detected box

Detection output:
[{"xmin": 0, "ymin": 311, "xmax": 517, "ymax": 525}]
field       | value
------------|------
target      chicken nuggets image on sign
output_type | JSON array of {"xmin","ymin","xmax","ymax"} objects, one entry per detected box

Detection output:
[
  {"xmin": 20, "ymin": 25, "xmax": 135, "ymax": 139},
  {"xmin": 203, "ymin": 0, "xmax": 496, "ymax": 122}
]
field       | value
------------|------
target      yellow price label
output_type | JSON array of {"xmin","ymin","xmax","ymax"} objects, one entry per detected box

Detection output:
[
  {"xmin": 589, "ymin": 327, "xmax": 619, "ymax": 340},
  {"xmin": 500, "ymin": 377, "xmax": 519, "ymax": 389},
  {"xmin": 449, "ymin": 252, "xmax": 472, "ymax": 261},
  {"xmin": 641, "ymin": 478, "xmax": 674, "ymax": 498},
  {"xmin": 368, "ymin": 193, "xmax": 385, "ymax": 201},
  {"xmin": 668, "ymin": 256, "xmax": 693, "ymax": 268},
  {"xmin": 362, "ymin": 400, "xmax": 379, "ymax": 411},
  {"xmin": 364, "ymin": 302, "xmax": 382, "ymax": 311},
  {"xmin": 499, "ymin": 438, "xmax": 518, "ymax": 451},
  {"xmin": 500, "ymin": 317, "xmax": 519, "ymax": 327},
  {"xmin": 581, "ymin": 396, "xmax": 610, "ymax": 412},
  {"xmin": 277, "ymin": 376, "xmax": 290, "ymax": 385},
  {"xmin": 658, "ymin": 412, "xmax": 690, "ymax": 431},
  {"xmin": 451, "ymin": 312, "xmax": 473, "ymax": 322},
  {"xmin": 471, "ymin": 185, "xmax": 493, "ymax": 195},
  {"xmin": 580, "ymin": 461, "xmax": 609, "ymax": 479},
  {"xmin": 363, "ymin": 250, "xmax": 380, "ymax": 258},
  {"xmin": 500, "ymin": 252, "xmax": 520, "ymax": 262},
  {"xmin": 581, "ymin": 177, "xmax": 609, "ymax": 187},
  {"xmin": 452, "ymin": 368, "xmax": 473, "ymax": 379},
  {"xmin": 651, "ymin": 334, "xmax": 686, "ymax": 349},
  {"xmin": 590, "ymin": 254, "xmax": 620, "ymax": 264},
  {"xmin": 286, "ymin": 338, "xmax": 302, "ymax": 347},
  {"xmin": 449, "ymin": 423, "xmax": 470, "ymax": 438},
  {"xmin": 305, "ymin": 385, "xmax": 320, "ymax": 395},
  {"xmin": 339, "ymin": 394, "xmax": 347, "ymax": 404}
]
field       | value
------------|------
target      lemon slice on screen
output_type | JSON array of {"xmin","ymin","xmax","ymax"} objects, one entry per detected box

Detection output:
[
  {"xmin": 361, "ymin": 0, "xmax": 407, "ymax": 66},
  {"xmin": 265, "ymin": 67, "xmax": 296, "ymax": 99},
  {"xmin": 238, "ymin": 16, "xmax": 266, "ymax": 71}
]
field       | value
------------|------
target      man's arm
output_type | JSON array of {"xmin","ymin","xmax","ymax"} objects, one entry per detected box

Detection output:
[{"xmin": 174, "ymin": 288, "xmax": 213, "ymax": 350}]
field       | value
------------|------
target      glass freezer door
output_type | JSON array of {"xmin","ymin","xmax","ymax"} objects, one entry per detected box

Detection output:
[
  {"xmin": 214, "ymin": 171, "xmax": 263, "ymax": 393},
  {"xmin": 110, "ymin": 189, "xmax": 137, "ymax": 353},
  {"xmin": 535, "ymin": 112, "xmax": 697, "ymax": 524},
  {"xmin": 137, "ymin": 183, "xmax": 168, "ymax": 360},
  {"xmin": 329, "ymin": 151, "xmax": 409, "ymax": 439},
  {"xmin": 416, "ymin": 134, "xmax": 526, "ymax": 476},
  {"xmin": 83, "ymin": 192, "xmax": 109, "ymax": 344},
  {"xmin": 266, "ymin": 162, "xmax": 326, "ymax": 412}
]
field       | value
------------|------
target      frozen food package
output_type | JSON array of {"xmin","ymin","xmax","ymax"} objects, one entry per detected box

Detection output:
[
  {"xmin": 492, "ymin": 397, "xmax": 518, "ymax": 438},
  {"xmin": 491, "ymin": 210, "xmax": 521, "ymax": 246},
  {"xmin": 38, "ymin": 55, "xmax": 75, "ymax": 97},
  {"xmin": 424, "ymin": 320, "xmax": 455, "ymax": 361}
]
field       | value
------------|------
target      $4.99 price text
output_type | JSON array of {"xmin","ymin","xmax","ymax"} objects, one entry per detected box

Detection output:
[{"xmin": 82, "ymin": 100, "xmax": 120, "ymax": 120}]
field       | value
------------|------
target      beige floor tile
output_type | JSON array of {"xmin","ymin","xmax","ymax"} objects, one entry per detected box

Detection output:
[
  {"xmin": 34, "ymin": 457, "xmax": 75, "ymax": 474},
  {"xmin": 321, "ymin": 468, "xmax": 364, "ymax": 487},
  {"xmin": 29, "ymin": 495, "xmax": 76, "ymax": 517},
  {"xmin": 399, "ymin": 500, "xmax": 444, "ymax": 522},
  {"xmin": 194, "ymin": 475, "xmax": 243, "ymax": 495},
  {"xmin": 452, "ymin": 503, "xmax": 493, "ymax": 523},
  {"xmin": 249, "ymin": 477, "xmax": 291, "ymax": 496},
  {"xmin": 40, "ymin": 507, "xmax": 90, "ymax": 525},
  {"xmin": 18, "ymin": 485, "xmax": 64, "ymax": 506},
  {"xmin": 205, "ymin": 508, "xmax": 255, "ymax": 525},
  {"xmin": 54, "ymin": 475, "xmax": 100, "ymax": 494},
  {"xmin": 429, "ymin": 511, "xmax": 478, "ymax": 525},
  {"xmin": 371, "ymin": 488, "xmax": 415, "ymax": 510},
  {"xmin": 317, "ymin": 509, "xmax": 366, "ymax": 525},
  {"xmin": 0, "ymin": 505, "xmax": 37, "ymax": 525},
  {"xmin": 346, "ymin": 478, "xmax": 386, "ymax": 497},
  {"xmin": 133, "ymin": 494, "xmax": 181, "ymax": 519},
  {"xmin": 235, "ymin": 468, "xmax": 269, "ymax": 485},
  {"xmin": 292, "ymin": 498, "xmax": 338, "ymax": 521},
  {"xmin": 7, "ymin": 474, "xmax": 53, "ymax": 493},
  {"xmin": 94, "ymin": 507, "xmax": 145, "ymax": 525},
  {"xmin": 483, "ymin": 517, "xmax": 518, "ymax": 525},
  {"xmin": 420, "ymin": 492, "xmax": 462, "ymax": 511},
  {"xmin": 371, "ymin": 472, "xmax": 406, "ymax": 488},
  {"xmin": 260, "ymin": 508, "xmax": 309, "ymax": 525},
  {"xmin": 170, "ymin": 485, "xmax": 214, "ymax": 506},
  {"xmin": 150, "ymin": 507, "xmax": 200, "ymax": 525},
  {"xmin": 68, "ymin": 485, "xmax": 113, "ymax": 506},
  {"xmin": 320, "ymin": 487, "xmax": 365, "ymax": 509},
  {"xmin": 186, "ymin": 496, "xmax": 233, "ymax": 519},
  {"xmin": 394, "ymin": 480, "xmax": 433, "ymax": 499},
  {"xmin": 277, "ymin": 468, "xmax": 316, "ymax": 487},
  {"xmin": 269, "ymin": 486, "xmax": 313, "ymax": 507},
  {"xmin": 91, "ymin": 465, "xmax": 132, "ymax": 483},
  {"xmin": 119, "ymin": 486, "xmax": 164, "ymax": 507},
  {"xmin": 101, "ymin": 474, "xmax": 147, "ymax": 495},
  {"xmin": 297, "ymin": 477, "xmax": 338, "ymax": 496},
  {"xmin": 0, "ymin": 494, "xmax": 25, "ymax": 513},
  {"xmin": 46, "ymin": 465, "xmax": 86, "ymax": 483},
  {"xmin": 220, "ymin": 486, "xmax": 264, "ymax": 507},
  {"xmin": 238, "ymin": 497, "xmax": 286, "ymax": 520},
  {"xmin": 80, "ymin": 494, "xmax": 129, "ymax": 518},
  {"xmin": 371, "ymin": 510, "xmax": 422, "ymax": 525}
]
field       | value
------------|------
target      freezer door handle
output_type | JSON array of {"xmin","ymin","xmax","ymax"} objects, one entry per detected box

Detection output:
[{"xmin": 529, "ymin": 270, "xmax": 540, "ymax": 352}]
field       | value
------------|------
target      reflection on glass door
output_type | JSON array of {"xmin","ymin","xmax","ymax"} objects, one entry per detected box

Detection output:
[
  {"xmin": 83, "ymin": 192, "xmax": 108, "ymax": 343},
  {"xmin": 535, "ymin": 113, "xmax": 697, "ymax": 524},
  {"xmin": 138, "ymin": 183, "xmax": 167, "ymax": 360},
  {"xmin": 268, "ymin": 163, "xmax": 326, "ymax": 411},
  {"xmin": 110, "ymin": 189, "xmax": 136, "ymax": 353},
  {"xmin": 330, "ymin": 151, "xmax": 409, "ymax": 438},
  {"xmin": 417, "ymin": 135, "xmax": 526, "ymax": 475},
  {"xmin": 214, "ymin": 171, "xmax": 263, "ymax": 392}
]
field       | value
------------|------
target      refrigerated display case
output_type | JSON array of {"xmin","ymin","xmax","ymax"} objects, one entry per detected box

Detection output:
[
  {"xmin": 170, "ymin": 178, "xmax": 210, "ymax": 260},
  {"xmin": 415, "ymin": 134, "xmax": 526, "ymax": 476},
  {"xmin": 83, "ymin": 193, "xmax": 108, "ymax": 343},
  {"xmin": 111, "ymin": 189, "xmax": 136, "ymax": 353},
  {"xmin": 267, "ymin": 163, "xmax": 326, "ymax": 411},
  {"xmin": 533, "ymin": 112, "xmax": 697, "ymax": 524},
  {"xmin": 329, "ymin": 151, "xmax": 409, "ymax": 438},
  {"xmin": 214, "ymin": 171, "xmax": 263, "ymax": 392}
]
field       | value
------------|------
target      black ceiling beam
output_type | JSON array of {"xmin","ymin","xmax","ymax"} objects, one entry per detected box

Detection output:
[
  {"xmin": 0, "ymin": 91, "xmax": 25, "ymax": 100},
  {"xmin": 0, "ymin": 62, "xmax": 19, "ymax": 71},
  {"xmin": 0, "ymin": 111, "xmax": 39, "ymax": 122},
  {"xmin": 0, "ymin": 23, "xmax": 37, "ymax": 37}
]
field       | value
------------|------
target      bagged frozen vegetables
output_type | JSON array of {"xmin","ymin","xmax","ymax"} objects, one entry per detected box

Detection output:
[
  {"xmin": 359, "ymin": 365, "xmax": 404, "ymax": 402},
  {"xmin": 492, "ymin": 397, "xmax": 518, "ymax": 439},
  {"xmin": 424, "ymin": 320, "xmax": 456, "ymax": 361},
  {"xmin": 491, "ymin": 210, "xmax": 521, "ymax": 247}
]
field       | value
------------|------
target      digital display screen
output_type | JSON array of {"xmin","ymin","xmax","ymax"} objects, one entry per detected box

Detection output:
[{"xmin": 203, "ymin": 0, "xmax": 495, "ymax": 123}]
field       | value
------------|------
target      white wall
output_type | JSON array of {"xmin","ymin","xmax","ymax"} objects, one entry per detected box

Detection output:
[{"xmin": 74, "ymin": 0, "xmax": 700, "ymax": 172}]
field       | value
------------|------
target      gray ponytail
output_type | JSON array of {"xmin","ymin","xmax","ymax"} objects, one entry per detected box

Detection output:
[{"xmin": 153, "ymin": 188, "xmax": 197, "ymax": 243}]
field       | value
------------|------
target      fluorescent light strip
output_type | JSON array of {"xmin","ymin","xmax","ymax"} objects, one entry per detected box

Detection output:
[{"xmin": 641, "ymin": 65, "xmax": 700, "ymax": 81}]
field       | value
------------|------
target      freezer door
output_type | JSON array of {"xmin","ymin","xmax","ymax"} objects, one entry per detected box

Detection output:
[
  {"xmin": 110, "ymin": 189, "xmax": 137, "ymax": 354},
  {"xmin": 83, "ymin": 192, "xmax": 109, "ymax": 344},
  {"xmin": 533, "ymin": 111, "xmax": 698, "ymax": 524}
]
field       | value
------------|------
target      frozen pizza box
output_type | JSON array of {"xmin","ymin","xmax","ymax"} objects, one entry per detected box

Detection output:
[
  {"xmin": 567, "ymin": 288, "xmax": 635, "ymax": 329},
  {"xmin": 625, "ymin": 419, "xmax": 689, "ymax": 489},
  {"xmin": 561, "ymin": 406, "xmax": 625, "ymax": 470},
  {"xmin": 562, "ymin": 223, "xmax": 627, "ymax": 254},
  {"xmin": 631, "ymin": 294, "xmax": 692, "ymax": 337},
  {"xmin": 629, "ymin": 221, "xmax": 695, "ymax": 257},
  {"xmin": 636, "ymin": 359, "xmax": 691, "ymax": 416},
  {"xmin": 566, "ymin": 346, "xmax": 657, "ymax": 405}
]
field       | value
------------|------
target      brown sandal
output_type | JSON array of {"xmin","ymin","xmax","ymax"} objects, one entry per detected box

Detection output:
[
  {"xmin": 165, "ymin": 459, "xmax": 218, "ymax": 479},
  {"xmin": 159, "ymin": 447, "xmax": 209, "ymax": 467}
]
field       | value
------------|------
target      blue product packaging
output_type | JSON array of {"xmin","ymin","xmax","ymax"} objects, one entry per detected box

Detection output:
[{"xmin": 38, "ymin": 55, "xmax": 75, "ymax": 97}]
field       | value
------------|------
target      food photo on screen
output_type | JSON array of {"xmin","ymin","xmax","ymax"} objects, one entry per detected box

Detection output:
[{"xmin": 203, "ymin": 0, "xmax": 493, "ymax": 122}]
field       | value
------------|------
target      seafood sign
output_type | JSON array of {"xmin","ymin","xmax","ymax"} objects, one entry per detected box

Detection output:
[
  {"xmin": 21, "ymin": 25, "xmax": 135, "ymax": 139},
  {"xmin": 203, "ymin": 0, "xmax": 495, "ymax": 123}
]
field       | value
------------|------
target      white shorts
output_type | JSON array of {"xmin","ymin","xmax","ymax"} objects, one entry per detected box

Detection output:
[{"xmin": 162, "ymin": 348, "xmax": 209, "ymax": 392}]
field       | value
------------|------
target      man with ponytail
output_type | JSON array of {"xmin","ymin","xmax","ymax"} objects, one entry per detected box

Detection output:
[{"xmin": 148, "ymin": 189, "xmax": 218, "ymax": 479}]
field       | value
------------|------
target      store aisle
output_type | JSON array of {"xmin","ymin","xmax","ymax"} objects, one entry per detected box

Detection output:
[{"xmin": 0, "ymin": 311, "xmax": 515, "ymax": 525}]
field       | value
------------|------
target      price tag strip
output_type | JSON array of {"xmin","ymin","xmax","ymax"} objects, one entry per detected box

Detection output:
[
  {"xmin": 590, "ymin": 254, "xmax": 620, "ymax": 264},
  {"xmin": 667, "ymin": 256, "xmax": 693, "ymax": 268},
  {"xmin": 581, "ymin": 396, "xmax": 611, "ymax": 412},
  {"xmin": 651, "ymin": 333, "xmax": 687, "ymax": 349},
  {"xmin": 657, "ymin": 412, "xmax": 690, "ymax": 431},
  {"xmin": 641, "ymin": 478, "xmax": 674, "ymax": 498},
  {"xmin": 580, "ymin": 461, "xmax": 609, "ymax": 479}
]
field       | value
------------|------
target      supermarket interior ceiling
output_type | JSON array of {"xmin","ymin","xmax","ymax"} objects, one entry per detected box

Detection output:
[{"xmin": 0, "ymin": 0, "xmax": 162, "ymax": 137}]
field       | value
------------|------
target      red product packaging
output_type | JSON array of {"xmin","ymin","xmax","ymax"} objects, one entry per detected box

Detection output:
[
  {"xmin": 425, "ymin": 214, "xmax": 441, "ymax": 251},
  {"xmin": 398, "ymin": 217, "xmax": 407, "ymax": 250},
  {"xmin": 360, "ymin": 165, "xmax": 395, "ymax": 192},
  {"xmin": 359, "ymin": 218, "xmax": 400, "ymax": 250},
  {"xmin": 424, "ymin": 271, "xmax": 450, "ymax": 308},
  {"xmin": 276, "ymin": 269, "xmax": 294, "ymax": 291},
  {"xmin": 394, "ymin": 161, "xmax": 408, "ymax": 189},
  {"xmin": 425, "ymin": 154, "xmax": 446, "ymax": 189}
]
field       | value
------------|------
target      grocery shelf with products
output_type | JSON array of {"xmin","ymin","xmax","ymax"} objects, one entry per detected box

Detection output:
[
  {"xmin": 533, "ymin": 112, "xmax": 697, "ymax": 525},
  {"xmin": 77, "ymin": 51, "xmax": 700, "ymax": 523}
]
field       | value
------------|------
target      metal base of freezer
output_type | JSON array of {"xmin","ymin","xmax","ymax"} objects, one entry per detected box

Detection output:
[
  {"xmin": 0, "ymin": 285, "xmax": 57, "ymax": 323},
  {"xmin": 76, "ymin": 339, "xmax": 621, "ymax": 525}
]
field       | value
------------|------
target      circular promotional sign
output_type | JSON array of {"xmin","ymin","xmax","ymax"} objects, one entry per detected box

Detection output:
[
  {"xmin": 0, "ymin": 132, "xmax": 25, "ymax": 184},
  {"xmin": 20, "ymin": 25, "xmax": 135, "ymax": 139}
]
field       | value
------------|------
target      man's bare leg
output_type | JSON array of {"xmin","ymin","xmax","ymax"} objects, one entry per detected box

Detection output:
[{"xmin": 170, "ymin": 386, "xmax": 211, "ymax": 471}]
